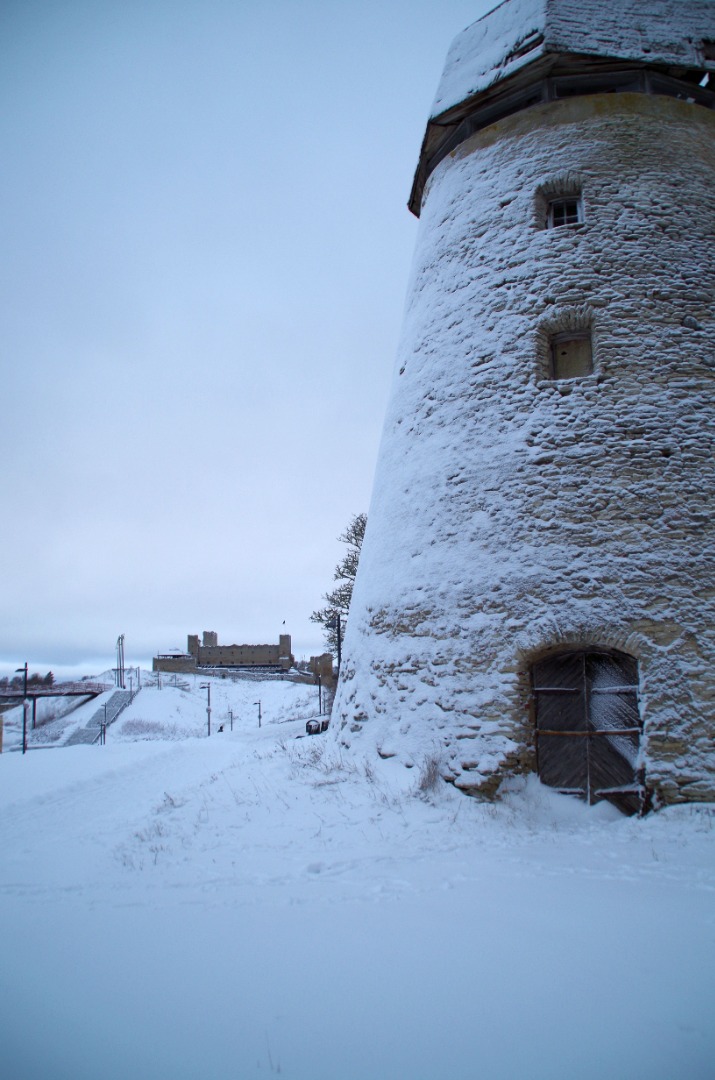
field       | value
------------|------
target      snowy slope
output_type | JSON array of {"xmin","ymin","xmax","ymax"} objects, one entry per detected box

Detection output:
[
  {"xmin": 1, "ymin": 669, "xmax": 321, "ymax": 751},
  {"xmin": 0, "ymin": 680, "xmax": 713, "ymax": 1079}
]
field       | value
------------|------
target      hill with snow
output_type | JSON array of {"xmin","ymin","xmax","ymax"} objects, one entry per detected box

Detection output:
[{"xmin": 1, "ymin": 671, "xmax": 713, "ymax": 1079}]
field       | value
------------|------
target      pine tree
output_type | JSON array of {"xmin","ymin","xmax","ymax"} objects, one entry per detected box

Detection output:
[{"xmin": 311, "ymin": 513, "xmax": 366, "ymax": 655}]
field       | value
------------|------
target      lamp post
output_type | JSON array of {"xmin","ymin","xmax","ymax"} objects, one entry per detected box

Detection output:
[
  {"xmin": 200, "ymin": 683, "xmax": 211, "ymax": 737},
  {"xmin": 254, "ymin": 701, "xmax": 262, "ymax": 728},
  {"xmin": 15, "ymin": 663, "xmax": 28, "ymax": 755},
  {"xmin": 116, "ymin": 634, "xmax": 125, "ymax": 689}
]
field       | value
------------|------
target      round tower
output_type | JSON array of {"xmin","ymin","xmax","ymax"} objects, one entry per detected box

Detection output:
[{"xmin": 333, "ymin": 0, "xmax": 715, "ymax": 812}]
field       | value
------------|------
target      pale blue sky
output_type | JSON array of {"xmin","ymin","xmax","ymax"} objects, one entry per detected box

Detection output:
[{"xmin": 1, "ymin": 0, "xmax": 493, "ymax": 674}]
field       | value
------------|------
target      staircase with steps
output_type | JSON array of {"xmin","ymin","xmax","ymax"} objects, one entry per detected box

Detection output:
[{"xmin": 64, "ymin": 689, "xmax": 138, "ymax": 746}]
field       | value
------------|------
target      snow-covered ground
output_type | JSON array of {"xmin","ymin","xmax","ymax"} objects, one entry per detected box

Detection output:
[
  {"xmin": 0, "ymin": 669, "xmax": 321, "ymax": 750},
  {"xmin": 1, "ymin": 673, "xmax": 713, "ymax": 1079}
]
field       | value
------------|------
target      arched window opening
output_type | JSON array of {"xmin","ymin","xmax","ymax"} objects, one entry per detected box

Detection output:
[{"xmin": 532, "ymin": 650, "xmax": 644, "ymax": 814}]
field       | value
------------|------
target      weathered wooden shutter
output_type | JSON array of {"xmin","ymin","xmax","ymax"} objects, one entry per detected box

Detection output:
[{"xmin": 551, "ymin": 334, "xmax": 593, "ymax": 379}]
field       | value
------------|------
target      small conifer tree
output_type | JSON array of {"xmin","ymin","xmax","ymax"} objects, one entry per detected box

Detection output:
[{"xmin": 311, "ymin": 513, "xmax": 366, "ymax": 655}]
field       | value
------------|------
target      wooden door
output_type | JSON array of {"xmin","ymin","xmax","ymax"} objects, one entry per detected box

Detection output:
[{"xmin": 533, "ymin": 650, "xmax": 643, "ymax": 814}]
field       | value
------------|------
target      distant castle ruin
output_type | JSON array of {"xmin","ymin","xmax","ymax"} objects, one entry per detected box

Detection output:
[
  {"xmin": 332, "ymin": 0, "xmax": 715, "ymax": 812},
  {"xmin": 153, "ymin": 631, "xmax": 294, "ymax": 673}
]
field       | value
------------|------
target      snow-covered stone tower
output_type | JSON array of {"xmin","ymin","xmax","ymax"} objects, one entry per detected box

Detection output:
[{"xmin": 333, "ymin": 0, "xmax": 715, "ymax": 811}]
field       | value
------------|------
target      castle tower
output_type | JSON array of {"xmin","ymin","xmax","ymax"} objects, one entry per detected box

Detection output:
[{"xmin": 333, "ymin": 0, "xmax": 715, "ymax": 811}]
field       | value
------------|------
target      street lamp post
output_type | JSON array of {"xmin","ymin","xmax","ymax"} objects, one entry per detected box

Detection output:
[
  {"xmin": 200, "ymin": 683, "xmax": 212, "ymax": 737},
  {"xmin": 254, "ymin": 701, "xmax": 262, "ymax": 728},
  {"xmin": 15, "ymin": 663, "xmax": 28, "ymax": 755},
  {"xmin": 116, "ymin": 634, "xmax": 125, "ymax": 689}
]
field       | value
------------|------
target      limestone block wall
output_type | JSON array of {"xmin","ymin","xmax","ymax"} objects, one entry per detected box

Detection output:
[
  {"xmin": 197, "ymin": 643, "xmax": 285, "ymax": 668},
  {"xmin": 332, "ymin": 93, "xmax": 715, "ymax": 805},
  {"xmin": 310, "ymin": 653, "xmax": 335, "ymax": 685}
]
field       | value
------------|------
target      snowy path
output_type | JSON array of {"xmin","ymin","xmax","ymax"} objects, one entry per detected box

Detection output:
[{"xmin": 0, "ymin": 719, "xmax": 713, "ymax": 1079}]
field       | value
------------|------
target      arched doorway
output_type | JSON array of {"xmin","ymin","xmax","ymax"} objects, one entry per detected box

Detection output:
[{"xmin": 532, "ymin": 650, "xmax": 644, "ymax": 814}]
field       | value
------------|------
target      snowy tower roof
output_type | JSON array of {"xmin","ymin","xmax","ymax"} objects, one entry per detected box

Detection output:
[{"xmin": 410, "ymin": 0, "xmax": 715, "ymax": 213}]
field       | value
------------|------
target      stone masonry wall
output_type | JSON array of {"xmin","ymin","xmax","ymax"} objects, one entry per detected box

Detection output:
[{"xmin": 333, "ymin": 94, "xmax": 715, "ymax": 805}]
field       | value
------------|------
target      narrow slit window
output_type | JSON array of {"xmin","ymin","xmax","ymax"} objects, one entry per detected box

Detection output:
[
  {"xmin": 551, "ymin": 332, "xmax": 592, "ymax": 379},
  {"xmin": 548, "ymin": 197, "xmax": 582, "ymax": 227}
]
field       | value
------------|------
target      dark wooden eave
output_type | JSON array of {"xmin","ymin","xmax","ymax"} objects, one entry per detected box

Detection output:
[{"xmin": 408, "ymin": 51, "xmax": 715, "ymax": 217}]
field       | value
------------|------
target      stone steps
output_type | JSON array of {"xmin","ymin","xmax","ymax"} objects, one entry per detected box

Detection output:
[{"xmin": 64, "ymin": 689, "xmax": 138, "ymax": 746}]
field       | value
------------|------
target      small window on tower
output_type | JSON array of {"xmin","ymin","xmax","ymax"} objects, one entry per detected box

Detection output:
[
  {"xmin": 550, "ymin": 332, "xmax": 592, "ymax": 379},
  {"xmin": 548, "ymin": 197, "xmax": 582, "ymax": 228}
]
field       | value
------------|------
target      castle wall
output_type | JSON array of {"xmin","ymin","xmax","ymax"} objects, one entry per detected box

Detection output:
[
  {"xmin": 196, "ymin": 643, "xmax": 287, "ymax": 668},
  {"xmin": 154, "ymin": 633, "xmax": 294, "ymax": 672},
  {"xmin": 333, "ymin": 93, "xmax": 715, "ymax": 806}
]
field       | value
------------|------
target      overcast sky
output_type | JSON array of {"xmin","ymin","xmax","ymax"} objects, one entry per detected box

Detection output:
[{"xmin": 1, "ymin": 0, "xmax": 493, "ymax": 677}]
